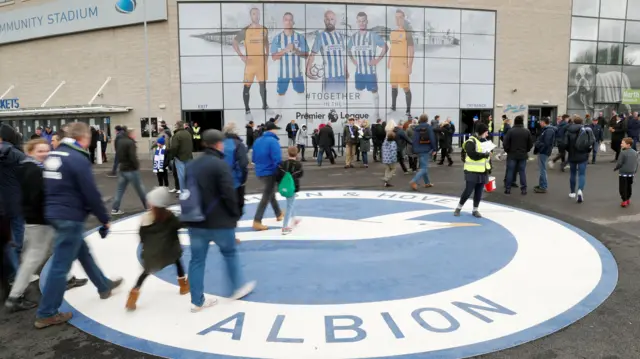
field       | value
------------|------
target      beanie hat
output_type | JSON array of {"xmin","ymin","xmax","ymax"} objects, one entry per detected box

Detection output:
[
  {"xmin": 157, "ymin": 136, "xmax": 166, "ymax": 145},
  {"xmin": 475, "ymin": 122, "xmax": 489, "ymax": 136},
  {"xmin": 146, "ymin": 187, "xmax": 172, "ymax": 208}
]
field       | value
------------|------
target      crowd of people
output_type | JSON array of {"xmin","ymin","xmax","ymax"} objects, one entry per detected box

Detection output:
[{"xmin": 0, "ymin": 108, "xmax": 637, "ymax": 329}]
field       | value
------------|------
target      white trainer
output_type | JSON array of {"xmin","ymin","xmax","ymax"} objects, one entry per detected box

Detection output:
[
  {"xmin": 231, "ymin": 281, "xmax": 256, "ymax": 300},
  {"xmin": 191, "ymin": 298, "xmax": 218, "ymax": 313}
]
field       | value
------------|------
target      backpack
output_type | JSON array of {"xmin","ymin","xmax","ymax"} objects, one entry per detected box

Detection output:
[
  {"xmin": 278, "ymin": 171, "xmax": 296, "ymax": 198},
  {"xmin": 179, "ymin": 157, "xmax": 218, "ymax": 222},
  {"xmin": 418, "ymin": 127, "xmax": 431, "ymax": 144},
  {"xmin": 277, "ymin": 161, "xmax": 297, "ymax": 198},
  {"xmin": 575, "ymin": 127, "xmax": 594, "ymax": 152}
]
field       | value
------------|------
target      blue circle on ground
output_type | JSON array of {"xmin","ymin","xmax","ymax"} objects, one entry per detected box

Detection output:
[
  {"xmin": 147, "ymin": 198, "xmax": 518, "ymax": 304},
  {"xmin": 42, "ymin": 192, "xmax": 619, "ymax": 359}
]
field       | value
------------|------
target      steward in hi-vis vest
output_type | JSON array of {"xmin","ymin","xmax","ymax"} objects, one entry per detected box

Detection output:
[{"xmin": 454, "ymin": 123, "xmax": 492, "ymax": 219}]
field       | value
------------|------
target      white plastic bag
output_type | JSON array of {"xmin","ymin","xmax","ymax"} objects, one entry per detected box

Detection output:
[{"xmin": 599, "ymin": 142, "xmax": 606, "ymax": 152}]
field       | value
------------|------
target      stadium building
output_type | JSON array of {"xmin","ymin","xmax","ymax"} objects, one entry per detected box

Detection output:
[{"xmin": 0, "ymin": 0, "xmax": 635, "ymax": 149}]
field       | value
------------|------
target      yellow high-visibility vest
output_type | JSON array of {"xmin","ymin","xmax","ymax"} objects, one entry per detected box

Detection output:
[
  {"xmin": 193, "ymin": 126, "xmax": 201, "ymax": 140},
  {"xmin": 463, "ymin": 136, "xmax": 491, "ymax": 173}
]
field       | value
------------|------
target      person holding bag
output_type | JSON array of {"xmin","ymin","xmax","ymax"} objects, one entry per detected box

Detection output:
[{"xmin": 276, "ymin": 147, "xmax": 304, "ymax": 235}]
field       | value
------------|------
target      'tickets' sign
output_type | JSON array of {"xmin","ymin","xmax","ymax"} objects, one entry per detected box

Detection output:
[{"xmin": 0, "ymin": 98, "xmax": 19, "ymax": 110}]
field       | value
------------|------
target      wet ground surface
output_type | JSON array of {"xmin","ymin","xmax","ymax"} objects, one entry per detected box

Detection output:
[{"xmin": 1, "ymin": 150, "xmax": 639, "ymax": 359}]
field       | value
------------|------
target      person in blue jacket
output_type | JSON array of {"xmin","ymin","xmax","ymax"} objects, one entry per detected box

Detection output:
[
  {"xmin": 410, "ymin": 114, "xmax": 438, "ymax": 190},
  {"xmin": 533, "ymin": 117, "xmax": 556, "ymax": 193},
  {"xmin": 36, "ymin": 122, "xmax": 122, "ymax": 329},
  {"xmin": 222, "ymin": 123, "xmax": 249, "ymax": 215},
  {"xmin": 251, "ymin": 121, "xmax": 284, "ymax": 231}
]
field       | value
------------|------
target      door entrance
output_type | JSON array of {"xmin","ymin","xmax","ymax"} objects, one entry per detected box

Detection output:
[
  {"xmin": 528, "ymin": 106, "xmax": 557, "ymax": 139},
  {"xmin": 183, "ymin": 110, "xmax": 224, "ymax": 132},
  {"xmin": 459, "ymin": 109, "xmax": 493, "ymax": 146}
]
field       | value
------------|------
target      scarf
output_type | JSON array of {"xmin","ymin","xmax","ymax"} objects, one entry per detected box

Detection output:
[{"xmin": 153, "ymin": 147, "xmax": 165, "ymax": 173}]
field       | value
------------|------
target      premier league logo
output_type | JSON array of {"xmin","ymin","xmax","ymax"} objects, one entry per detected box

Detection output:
[
  {"xmin": 49, "ymin": 191, "xmax": 617, "ymax": 359},
  {"xmin": 328, "ymin": 109, "xmax": 339, "ymax": 123}
]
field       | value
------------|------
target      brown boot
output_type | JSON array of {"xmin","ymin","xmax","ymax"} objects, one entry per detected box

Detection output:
[
  {"xmin": 178, "ymin": 277, "xmax": 190, "ymax": 295},
  {"xmin": 253, "ymin": 221, "xmax": 268, "ymax": 231},
  {"xmin": 126, "ymin": 288, "xmax": 140, "ymax": 311},
  {"xmin": 235, "ymin": 237, "xmax": 241, "ymax": 244},
  {"xmin": 409, "ymin": 182, "xmax": 418, "ymax": 191},
  {"xmin": 34, "ymin": 312, "xmax": 72, "ymax": 329},
  {"xmin": 276, "ymin": 211, "xmax": 285, "ymax": 222}
]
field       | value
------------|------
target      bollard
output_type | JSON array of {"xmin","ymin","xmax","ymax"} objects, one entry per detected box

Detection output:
[{"xmin": 96, "ymin": 141, "xmax": 103, "ymax": 164}]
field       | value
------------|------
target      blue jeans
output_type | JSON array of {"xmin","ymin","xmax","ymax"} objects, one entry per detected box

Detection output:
[
  {"xmin": 411, "ymin": 153, "xmax": 431, "ymax": 185},
  {"xmin": 538, "ymin": 154, "xmax": 549, "ymax": 189},
  {"xmin": 188, "ymin": 228, "xmax": 244, "ymax": 306},
  {"xmin": 11, "ymin": 216, "xmax": 25, "ymax": 258},
  {"xmin": 174, "ymin": 159, "xmax": 187, "ymax": 191},
  {"xmin": 506, "ymin": 159, "xmax": 528, "ymax": 191},
  {"xmin": 110, "ymin": 153, "xmax": 119, "ymax": 175},
  {"xmin": 37, "ymin": 220, "xmax": 111, "ymax": 319},
  {"xmin": 633, "ymin": 137, "xmax": 639, "ymax": 151},
  {"xmin": 283, "ymin": 197, "xmax": 296, "ymax": 228},
  {"xmin": 569, "ymin": 161, "xmax": 587, "ymax": 193},
  {"xmin": 3, "ymin": 243, "xmax": 17, "ymax": 282},
  {"xmin": 592, "ymin": 141, "xmax": 599, "ymax": 162},
  {"xmin": 112, "ymin": 171, "xmax": 147, "ymax": 211},
  {"xmin": 361, "ymin": 151, "xmax": 368, "ymax": 165}
]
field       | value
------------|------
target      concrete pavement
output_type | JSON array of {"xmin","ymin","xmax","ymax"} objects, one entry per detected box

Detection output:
[{"xmin": 1, "ymin": 150, "xmax": 639, "ymax": 358}]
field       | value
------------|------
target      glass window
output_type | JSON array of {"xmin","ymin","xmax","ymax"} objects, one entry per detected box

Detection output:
[
  {"xmin": 460, "ymin": 10, "xmax": 495, "ymax": 35},
  {"xmin": 598, "ymin": 19, "xmax": 625, "ymax": 41},
  {"xmin": 570, "ymin": 40, "xmax": 597, "ymax": 63},
  {"xmin": 573, "ymin": 0, "xmax": 600, "ymax": 17},
  {"xmin": 600, "ymin": 0, "xmax": 627, "ymax": 18},
  {"xmin": 597, "ymin": 42, "xmax": 624, "ymax": 64},
  {"xmin": 571, "ymin": 17, "xmax": 599, "ymax": 40},
  {"xmin": 628, "ymin": 0, "xmax": 640, "ymax": 20},
  {"xmin": 625, "ymin": 21, "xmax": 640, "ymax": 42},
  {"xmin": 425, "ymin": 8, "xmax": 461, "ymax": 35},
  {"xmin": 178, "ymin": 3, "xmax": 221, "ymax": 29},
  {"xmin": 597, "ymin": 65, "xmax": 623, "ymax": 82},
  {"xmin": 460, "ymin": 34, "xmax": 494, "ymax": 59},
  {"xmin": 624, "ymin": 44, "xmax": 640, "ymax": 64},
  {"xmin": 623, "ymin": 65, "xmax": 640, "ymax": 86}
]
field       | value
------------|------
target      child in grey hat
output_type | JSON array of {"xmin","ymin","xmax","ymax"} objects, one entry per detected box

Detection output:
[{"xmin": 126, "ymin": 187, "xmax": 188, "ymax": 311}]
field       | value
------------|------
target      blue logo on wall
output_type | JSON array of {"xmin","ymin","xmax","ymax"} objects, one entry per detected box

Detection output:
[{"xmin": 115, "ymin": 0, "xmax": 137, "ymax": 14}]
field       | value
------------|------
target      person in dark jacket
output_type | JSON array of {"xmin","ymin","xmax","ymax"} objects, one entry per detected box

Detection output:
[
  {"xmin": 504, "ymin": 115, "xmax": 533, "ymax": 194},
  {"xmin": 0, "ymin": 124, "xmax": 26, "ymax": 284},
  {"xmin": 454, "ymin": 122, "xmax": 492, "ymax": 218},
  {"xmin": 223, "ymin": 124, "xmax": 250, "ymax": 217},
  {"xmin": 37, "ymin": 122, "xmax": 122, "ymax": 329},
  {"xmin": 108, "ymin": 125, "xmax": 126, "ymax": 177},
  {"xmin": 564, "ymin": 116, "xmax": 593, "ymax": 203},
  {"xmin": 184, "ymin": 129, "xmax": 255, "ymax": 312},
  {"xmin": 317, "ymin": 123, "xmax": 336, "ymax": 166},
  {"xmin": 153, "ymin": 136, "xmax": 170, "ymax": 188},
  {"xmin": 626, "ymin": 112, "xmax": 640, "ymax": 150},
  {"xmin": 550, "ymin": 114, "xmax": 570, "ymax": 170},
  {"xmin": 245, "ymin": 121, "xmax": 255, "ymax": 150},
  {"xmin": 533, "ymin": 117, "xmax": 556, "ymax": 193},
  {"xmin": 410, "ymin": 114, "xmax": 438, "ymax": 190},
  {"xmin": 437, "ymin": 118, "xmax": 454, "ymax": 166},
  {"xmin": 343, "ymin": 118, "xmax": 360, "ymax": 168},
  {"xmin": 311, "ymin": 129, "xmax": 319, "ymax": 159},
  {"xmin": 111, "ymin": 128, "xmax": 147, "ymax": 215},
  {"xmin": 609, "ymin": 114, "xmax": 626, "ymax": 161},
  {"xmin": 126, "ymin": 187, "xmax": 189, "ymax": 311},
  {"xmin": 393, "ymin": 123, "xmax": 411, "ymax": 174},
  {"xmin": 586, "ymin": 116, "xmax": 604, "ymax": 164},
  {"xmin": 285, "ymin": 120, "xmax": 299, "ymax": 147},
  {"xmin": 170, "ymin": 121, "xmax": 194, "ymax": 192},
  {"xmin": 89, "ymin": 126, "xmax": 99, "ymax": 164},
  {"xmin": 371, "ymin": 119, "xmax": 386, "ymax": 162}
]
